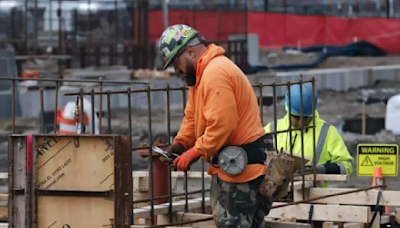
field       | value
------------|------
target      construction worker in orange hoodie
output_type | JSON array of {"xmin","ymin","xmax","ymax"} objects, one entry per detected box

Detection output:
[{"xmin": 158, "ymin": 24, "xmax": 274, "ymax": 228}]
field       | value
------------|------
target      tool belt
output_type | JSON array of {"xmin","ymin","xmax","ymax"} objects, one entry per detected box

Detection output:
[{"xmin": 210, "ymin": 134, "xmax": 274, "ymax": 175}]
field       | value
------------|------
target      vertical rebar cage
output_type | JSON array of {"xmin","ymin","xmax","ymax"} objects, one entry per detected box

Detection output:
[{"xmin": 1, "ymin": 75, "xmax": 320, "ymax": 227}]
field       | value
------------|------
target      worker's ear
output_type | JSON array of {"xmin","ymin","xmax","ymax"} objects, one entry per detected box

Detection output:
[{"xmin": 186, "ymin": 46, "xmax": 196, "ymax": 59}]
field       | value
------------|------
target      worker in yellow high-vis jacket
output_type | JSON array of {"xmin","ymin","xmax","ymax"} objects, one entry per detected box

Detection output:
[{"xmin": 264, "ymin": 83, "xmax": 353, "ymax": 187}]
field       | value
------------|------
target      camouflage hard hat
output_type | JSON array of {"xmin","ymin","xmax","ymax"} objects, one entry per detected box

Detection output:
[{"xmin": 158, "ymin": 24, "xmax": 199, "ymax": 70}]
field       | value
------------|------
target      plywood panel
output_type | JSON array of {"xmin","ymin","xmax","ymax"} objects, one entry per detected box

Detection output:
[
  {"xmin": 37, "ymin": 196, "xmax": 114, "ymax": 227},
  {"xmin": 31, "ymin": 135, "xmax": 124, "ymax": 228},
  {"xmin": 35, "ymin": 136, "xmax": 115, "ymax": 191}
]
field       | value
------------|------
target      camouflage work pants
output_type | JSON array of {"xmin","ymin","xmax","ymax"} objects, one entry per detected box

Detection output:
[{"xmin": 210, "ymin": 174, "xmax": 273, "ymax": 228}]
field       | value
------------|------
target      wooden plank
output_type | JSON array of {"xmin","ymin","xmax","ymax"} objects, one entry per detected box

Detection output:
[
  {"xmin": 370, "ymin": 212, "xmax": 380, "ymax": 228},
  {"xmin": 394, "ymin": 208, "xmax": 400, "ymax": 224},
  {"xmin": 293, "ymin": 174, "xmax": 349, "ymax": 182},
  {"xmin": 133, "ymin": 197, "xmax": 210, "ymax": 219},
  {"xmin": 157, "ymin": 212, "xmax": 216, "ymax": 228},
  {"xmin": 323, "ymin": 222, "xmax": 334, "ymax": 228},
  {"xmin": 293, "ymin": 188, "xmax": 400, "ymax": 206},
  {"xmin": 8, "ymin": 135, "xmax": 28, "ymax": 228},
  {"xmin": 264, "ymin": 220, "xmax": 311, "ymax": 228},
  {"xmin": 268, "ymin": 203, "xmax": 371, "ymax": 223}
]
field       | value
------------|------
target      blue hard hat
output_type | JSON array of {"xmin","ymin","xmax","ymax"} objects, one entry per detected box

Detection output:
[{"xmin": 285, "ymin": 82, "xmax": 318, "ymax": 116}]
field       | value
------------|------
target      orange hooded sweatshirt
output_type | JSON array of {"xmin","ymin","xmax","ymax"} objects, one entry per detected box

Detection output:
[{"xmin": 173, "ymin": 44, "xmax": 266, "ymax": 183}]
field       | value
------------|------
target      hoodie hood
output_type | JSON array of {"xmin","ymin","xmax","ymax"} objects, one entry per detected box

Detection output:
[{"xmin": 195, "ymin": 44, "xmax": 225, "ymax": 87}]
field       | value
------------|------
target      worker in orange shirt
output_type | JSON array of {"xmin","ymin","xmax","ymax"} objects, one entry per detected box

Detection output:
[{"xmin": 158, "ymin": 24, "xmax": 274, "ymax": 228}]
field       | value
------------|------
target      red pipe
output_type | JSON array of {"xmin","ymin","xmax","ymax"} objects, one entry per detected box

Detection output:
[{"xmin": 139, "ymin": 143, "xmax": 169, "ymax": 225}]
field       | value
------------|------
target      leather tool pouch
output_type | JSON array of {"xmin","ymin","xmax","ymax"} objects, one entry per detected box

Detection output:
[{"xmin": 258, "ymin": 149, "xmax": 295, "ymax": 201}]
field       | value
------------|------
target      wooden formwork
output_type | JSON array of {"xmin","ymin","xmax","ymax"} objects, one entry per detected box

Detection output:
[{"xmin": 7, "ymin": 134, "xmax": 132, "ymax": 228}]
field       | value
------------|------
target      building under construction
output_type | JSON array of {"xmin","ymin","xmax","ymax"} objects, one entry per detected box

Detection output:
[{"xmin": 0, "ymin": 0, "xmax": 400, "ymax": 227}]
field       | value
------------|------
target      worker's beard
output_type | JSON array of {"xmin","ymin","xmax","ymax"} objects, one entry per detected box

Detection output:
[{"xmin": 185, "ymin": 59, "xmax": 197, "ymax": 87}]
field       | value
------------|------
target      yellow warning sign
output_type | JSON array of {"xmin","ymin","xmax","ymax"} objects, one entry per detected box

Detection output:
[{"xmin": 357, "ymin": 144, "xmax": 399, "ymax": 176}]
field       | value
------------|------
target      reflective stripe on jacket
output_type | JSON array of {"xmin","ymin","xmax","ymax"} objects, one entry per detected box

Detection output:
[
  {"xmin": 58, "ymin": 99, "xmax": 99, "ymax": 134},
  {"xmin": 264, "ymin": 111, "xmax": 353, "ymax": 187}
]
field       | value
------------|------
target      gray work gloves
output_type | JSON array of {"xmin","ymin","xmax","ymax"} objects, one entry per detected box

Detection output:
[{"xmin": 295, "ymin": 165, "xmax": 326, "ymax": 175}]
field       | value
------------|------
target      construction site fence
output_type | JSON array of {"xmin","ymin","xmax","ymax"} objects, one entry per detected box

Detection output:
[
  {"xmin": 2, "ymin": 75, "xmax": 319, "ymax": 226},
  {"xmin": 0, "ymin": 0, "xmax": 248, "ymax": 56}
]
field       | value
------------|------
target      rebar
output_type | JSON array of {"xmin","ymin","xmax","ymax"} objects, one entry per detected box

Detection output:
[
  {"xmin": 39, "ymin": 88, "xmax": 45, "ymax": 133},
  {"xmin": 182, "ymin": 84, "xmax": 189, "ymax": 212},
  {"xmin": 133, "ymin": 189, "xmax": 211, "ymax": 204},
  {"xmin": 62, "ymin": 79, "xmax": 314, "ymax": 97},
  {"xmin": 147, "ymin": 85, "xmax": 155, "ymax": 225},
  {"xmin": 259, "ymin": 82, "xmax": 264, "ymax": 125},
  {"xmin": 91, "ymin": 89, "xmax": 95, "ymax": 134},
  {"xmin": 53, "ymin": 81, "xmax": 59, "ymax": 133},
  {"xmin": 299, "ymin": 75, "xmax": 305, "ymax": 199},
  {"xmin": 11, "ymin": 80, "xmax": 15, "ymax": 134},
  {"xmin": 98, "ymin": 79, "xmax": 103, "ymax": 134},
  {"xmin": 166, "ymin": 84, "xmax": 173, "ymax": 223},
  {"xmin": 79, "ymin": 88, "xmax": 85, "ymax": 134},
  {"xmin": 312, "ymin": 77, "xmax": 317, "ymax": 187},
  {"xmin": 287, "ymin": 81, "xmax": 294, "ymax": 199},
  {"xmin": 272, "ymin": 82, "xmax": 278, "ymax": 150},
  {"xmin": 0, "ymin": 77, "xmax": 149, "ymax": 85},
  {"xmin": 107, "ymin": 90, "xmax": 111, "ymax": 134},
  {"xmin": 127, "ymin": 87, "xmax": 133, "ymax": 223}
]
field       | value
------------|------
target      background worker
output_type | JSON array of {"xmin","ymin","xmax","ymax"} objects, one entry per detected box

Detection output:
[
  {"xmin": 158, "ymin": 24, "xmax": 273, "ymax": 228},
  {"xmin": 58, "ymin": 97, "xmax": 99, "ymax": 134},
  {"xmin": 264, "ymin": 83, "xmax": 353, "ymax": 186}
]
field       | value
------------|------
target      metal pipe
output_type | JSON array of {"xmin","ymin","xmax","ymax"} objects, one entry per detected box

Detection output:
[
  {"xmin": 80, "ymin": 88, "xmax": 85, "ymax": 134},
  {"xmin": 40, "ymin": 88, "xmax": 45, "ymax": 133},
  {"xmin": 299, "ymin": 75, "xmax": 305, "ymax": 199},
  {"xmin": 91, "ymin": 89, "xmax": 95, "ymax": 134},
  {"xmin": 147, "ymin": 85, "xmax": 155, "ymax": 225},
  {"xmin": 107, "ymin": 91, "xmax": 111, "ymax": 134},
  {"xmin": 312, "ymin": 77, "xmax": 317, "ymax": 187},
  {"xmin": 53, "ymin": 82, "xmax": 59, "ymax": 133}
]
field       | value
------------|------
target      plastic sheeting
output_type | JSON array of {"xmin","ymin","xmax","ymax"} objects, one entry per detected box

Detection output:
[{"xmin": 385, "ymin": 94, "xmax": 400, "ymax": 135}]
